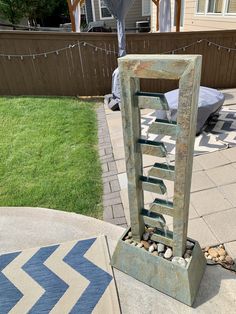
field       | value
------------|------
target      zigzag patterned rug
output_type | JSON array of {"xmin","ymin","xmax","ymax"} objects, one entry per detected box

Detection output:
[
  {"xmin": 141, "ymin": 107, "xmax": 236, "ymax": 155},
  {"xmin": 0, "ymin": 236, "xmax": 120, "ymax": 314}
]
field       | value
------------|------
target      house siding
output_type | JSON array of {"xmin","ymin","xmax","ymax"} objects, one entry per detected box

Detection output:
[
  {"xmin": 151, "ymin": 0, "xmax": 236, "ymax": 32},
  {"xmin": 183, "ymin": 0, "xmax": 236, "ymax": 31},
  {"xmin": 92, "ymin": 0, "xmax": 150, "ymax": 31}
]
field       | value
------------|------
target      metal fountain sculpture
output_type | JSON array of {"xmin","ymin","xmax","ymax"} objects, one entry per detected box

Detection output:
[{"xmin": 111, "ymin": 54, "xmax": 206, "ymax": 306}]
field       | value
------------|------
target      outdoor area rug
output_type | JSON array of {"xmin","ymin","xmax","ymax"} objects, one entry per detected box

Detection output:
[
  {"xmin": 0, "ymin": 236, "xmax": 120, "ymax": 314},
  {"xmin": 141, "ymin": 106, "xmax": 236, "ymax": 155}
]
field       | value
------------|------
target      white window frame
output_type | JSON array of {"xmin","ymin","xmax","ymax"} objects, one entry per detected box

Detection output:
[
  {"xmin": 225, "ymin": 0, "xmax": 236, "ymax": 15},
  {"xmin": 142, "ymin": 0, "xmax": 151, "ymax": 16},
  {"xmin": 98, "ymin": 0, "xmax": 113, "ymax": 20},
  {"xmin": 195, "ymin": 0, "xmax": 236, "ymax": 16}
]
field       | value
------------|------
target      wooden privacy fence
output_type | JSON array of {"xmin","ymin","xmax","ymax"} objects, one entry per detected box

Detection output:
[{"xmin": 0, "ymin": 30, "xmax": 235, "ymax": 96}]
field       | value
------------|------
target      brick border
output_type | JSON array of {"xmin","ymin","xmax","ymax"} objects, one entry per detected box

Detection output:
[{"xmin": 96, "ymin": 104, "xmax": 127, "ymax": 228}]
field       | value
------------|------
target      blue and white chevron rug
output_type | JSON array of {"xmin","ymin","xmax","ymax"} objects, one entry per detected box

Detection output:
[
  {"xmin": 0, "ymin": 236, "xmax": 120, "ymax": 314},
  {"xmin": 141, "ymin": 107, "xmax": 236, "ymax": 155}
]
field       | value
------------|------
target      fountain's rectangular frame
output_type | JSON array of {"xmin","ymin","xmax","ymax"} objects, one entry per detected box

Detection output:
[{"xmin": 111, "ymin": 55, "xmax": 206, "ymax": 306}]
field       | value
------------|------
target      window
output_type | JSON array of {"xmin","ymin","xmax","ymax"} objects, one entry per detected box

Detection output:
[
  {"xmin": 196, "ymin": 0, "xmax": 236, "ymax": 14},
  {"xmin": 207, "ymin": 0, "xmax": 223, "ymax": 13},
  {"xmin": 227, "ymin": 0, "xmax": 236, "ymax": 13},
  {"xmin": 142, "ymin": 0, "xmax": 151, "ymax": 16},
  {"xmin": 99, "ymin": 0, "xmax": 112, "ymax": 19},
  {"xmin": 197, "ymin": 0, "xmax": 205, "ymax": 13}
]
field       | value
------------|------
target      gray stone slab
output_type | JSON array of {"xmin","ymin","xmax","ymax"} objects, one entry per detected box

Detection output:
[
  {"xmin": 206, "ymin": 164, "xmax": 236, "ymax": 186},
  {"xmin": 196, "ymin": 151, "xmax": 231, "ymax": 170},
  {"xmin": 224, "ymin": 241, "xmax": 236, "ymax": 261},
  {"xmin": 190, "ymin": 187, "xmax": 232, "ymax": 216},
  {"xmin": 191, "ymin": 171, "xmax": 215, "ymax": 192},
  {"xmin": 187, "ymin": 218, "xmax": 219, "ymax": 248},
  {"xmin": 204, "ymin": 208, "xmax": 236, "ymax": 243}
]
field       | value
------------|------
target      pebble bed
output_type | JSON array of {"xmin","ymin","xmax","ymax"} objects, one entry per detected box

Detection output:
[
  {"xmin": 123, "ymin": 227, "xmax": 194, "ymax": 268},
  {"xmin": 123, "ymin": 227, "xmax": 235, "ymax": 270},
  {"xmin": 203, "ymin": 245, "xmax": 234, "ymax": 267}
]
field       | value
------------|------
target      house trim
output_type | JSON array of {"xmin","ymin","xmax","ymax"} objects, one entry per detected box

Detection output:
[
  {"xmin": 91, "ymin": 0, "xmax": 96, "ymax": 21},
  {"xmin": 98, "ymin": 0, "xmax": 114, "ymax": 20},
  {"xmin": 195, "ymin": 0, "xmax": 236, "ymax": 17}
]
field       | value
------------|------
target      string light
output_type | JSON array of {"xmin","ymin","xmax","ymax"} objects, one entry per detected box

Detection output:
[{"xmin": 0, "ymin": 38, "xmax": 235, "ymax": 61}]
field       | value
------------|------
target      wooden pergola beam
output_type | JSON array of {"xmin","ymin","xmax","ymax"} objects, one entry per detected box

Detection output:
[
  {"xmin": 152, "ymin": 0, "xmax": 182, "ymax": 32},
  {"xmin": 67, "ymin": 0, "xmax": 85, "ymax": 32}
]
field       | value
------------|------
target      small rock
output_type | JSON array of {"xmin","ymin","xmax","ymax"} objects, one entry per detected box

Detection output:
[
  {"xmin": 141, "ymin": 240, "xmax": 150, "ymax": 249},
  {"xmin": 152, "ymin": 243, "xmax": 157, "ymax": 250},
  {"xmin": 185, "ymin": 257, "xmax": 191, "ymax": 263},
  {"xmin": 204, "ymin": 246, "xmax": 210, "ymax": 252},
  {"xmin": 137, "ymin": 242, "xmax": 143, "ymax": 248},
  {"xmin": 157, "ymin": 243, "xmax": 165, "ymax": 253},
  {"xmin": 124, "ymin": 236, "xmax": 129, "ymax": 240},
  {"xmin": 206, "ymin": 255, "xmax": 212, "ymax": 260},
  {"xmin": 164, "ymin": 248, "xmax": 173, "ymax": 259},
  {"xmin": 158, "ymin": 252, "xmax": 164, "ymax": 258},
  {"xmin": 225, "ymin": 255, "xmax": 234, "ymax": 265},
  {"xmin": 172, "ymin": 256, "xmax": 187, "ymax": 267},
  {"xmin": 215, "ymin": 257, "xmax": 219, "ymax": 262},
  {"xmin": 217, "ymin": 248, "xmax": 226, "ymax": 256},
  {"xmin": 219, "ymin": 255, "xmax": 225, "ymax": 261},
  {"xmin": 125, "ymin": 239, "xmax": 133, "ymax": 244},
  {"xmin": 219, "ymin": 244, "xmax": 223, "ymax": 249},
  {"xmin": 128, "ymin": 231, "xmax": 132, "ymax": 238},
  {"xmin": 149, "ymin": 244, "xmax": 155, "ymax": 253},
  {"xmin": 186, "ymin": 241, "xmax": 194, "ymax": 250},
  {"xmin": 131, "ymin": 242, "xmax": 137, "ymax": 246},
  {"xmin": 208, "ymin": 248, "xmax": 219, "ymax": 258},
  {"xmin": 143, "ymin": 232, "xmax": 150, "ymax": 241},
  {"xmin": 212, "ymin": 257, "xmax": 216, "ymax": 261},
  {"xmin": 204, "ymin": 252, "xmax": 209, "ymax": 258},
  {"xmin": 147, "ymin": 227, "xmax": 155, "ymax": 233},
  {"xmin": 152, "ymin": 251, "xmax": 158, "ymax": 256},
  {"xmin": 184, "ymin": 253, "xmax": 191, "ymax": 259}
]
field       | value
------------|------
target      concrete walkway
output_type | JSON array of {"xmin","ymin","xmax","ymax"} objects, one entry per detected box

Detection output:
[
  {"xmin": 1, "ymin": 207, "xmax": 236, "ymax": 313},
  {"xmin": 104, "ymin": 89, "xmax": 236, "ymax": 258}
]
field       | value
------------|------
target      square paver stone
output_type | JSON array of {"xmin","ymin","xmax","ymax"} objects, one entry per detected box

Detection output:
[
  {"xmin": 118, "ymin": 173, "xmax": 127, "ymax": 190},
  {"xmin": 187, "ymin": 218, "xmax": 219, "ymax": 248},
  {"xmin": 206, "ymin": 164, "xmax": 236, "ymax": 186},
  {"xmin": 191, "ymin": 171, "xmax": 215, "ymax": 192},
  {"xmin": 195, "ymin": 151, "xmax": 231, "ymax": 170},
  {"xmin": 221, "ymin": 147, "xmax": 236, "ymax": 163},
  {"xmin": 220, "ymin": 183, "xmax": 236, "ymax": 206},
  {"xmin": 224, "ymin": 241, "xmax": 236, "ymax": 261},
  {"xmin": 204, "ymin": 208, "xmax": 236, "ymax": 243},
  {"xmin": 190, "ymin": 187, "xmax": 232, "ymax": 216},
  {"xmin": 192, "ymin": 158, "xmax": 204, "ymax": 172},
  {"xmin": 113, "ymin": 147, "xmax": 125, "ymax": 160},
  {"xmin": 115, "ymin": 159, "xmax": 126, "ymax": 174}
]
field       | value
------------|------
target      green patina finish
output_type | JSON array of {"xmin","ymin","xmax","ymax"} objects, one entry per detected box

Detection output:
[{"xmin": 111, "ymin": 54, "xmax": 206, "ymax": 306}]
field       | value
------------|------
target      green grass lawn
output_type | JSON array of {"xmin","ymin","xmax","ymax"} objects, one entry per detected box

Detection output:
[{"xmin": 0, "ymin": 97, "xmax": 103, "ymax": 218}]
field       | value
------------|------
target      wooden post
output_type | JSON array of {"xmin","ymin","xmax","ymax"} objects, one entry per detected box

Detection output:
[
  {"xmin": 67, "ymin": 0, "xmax": 84, "ymax": 32},
  {"xmin": 152, "ymin": 0, "xmax": 160, "ymax": 32},
  {"xmin": 175, "ymin": 0, "xmax": 182, "ymax": 32}
]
